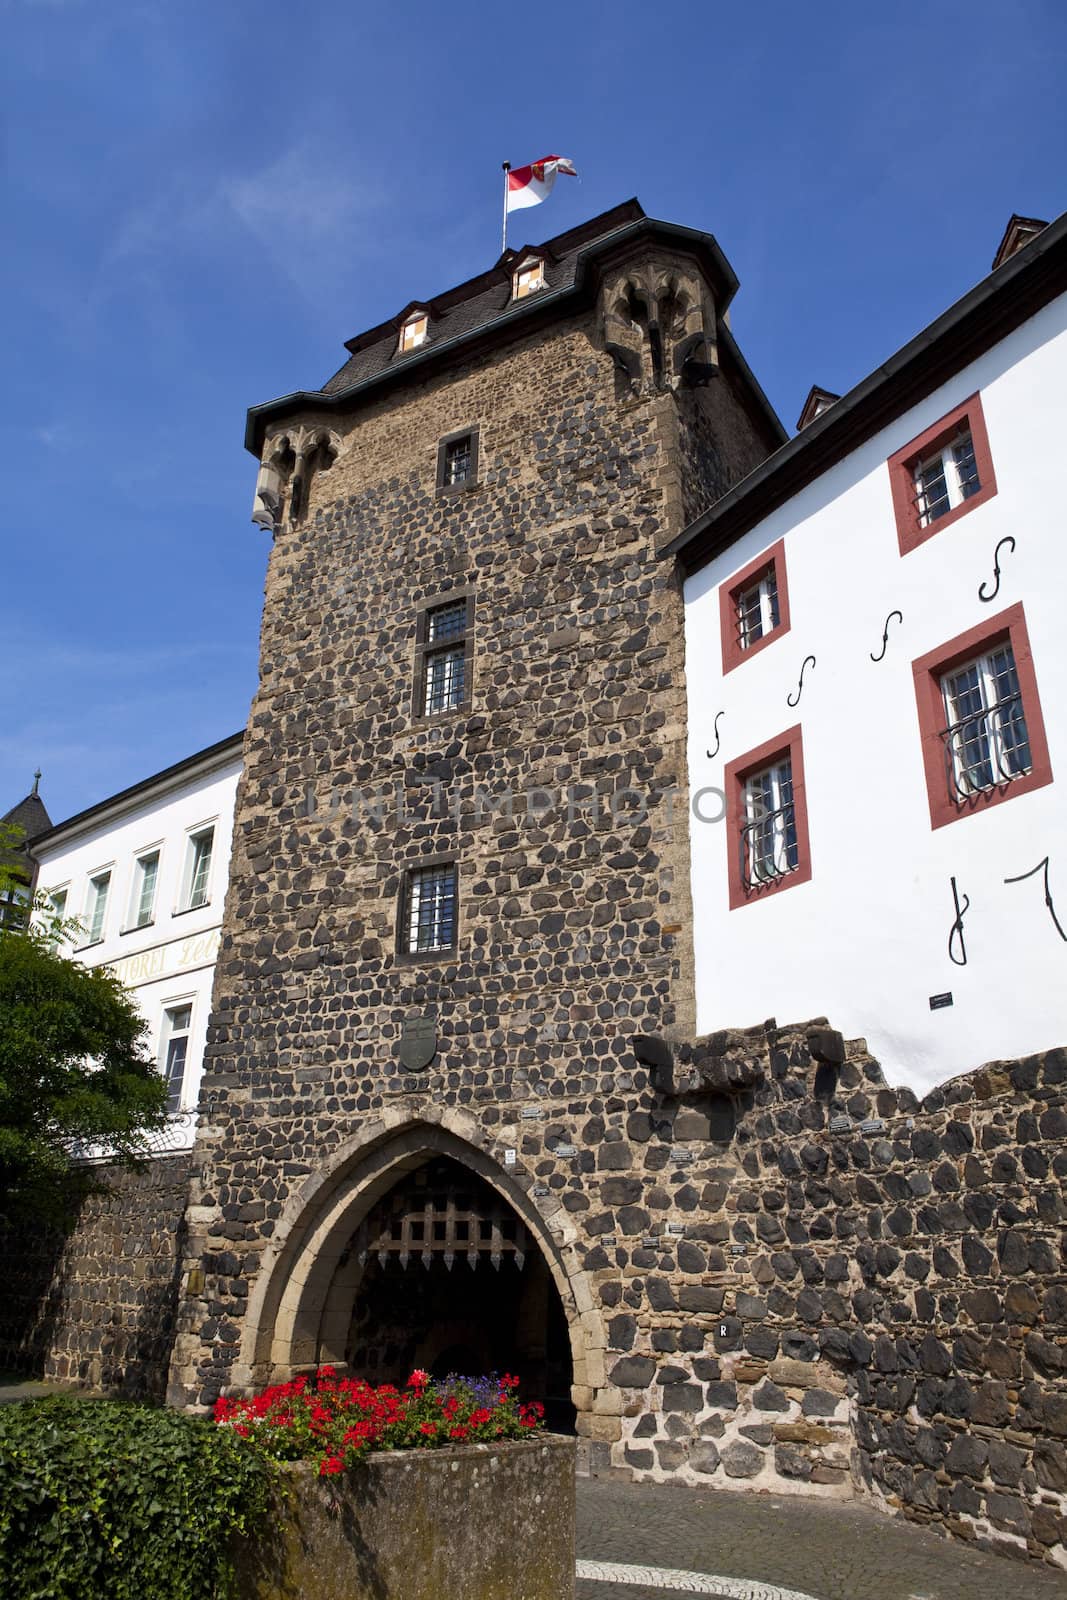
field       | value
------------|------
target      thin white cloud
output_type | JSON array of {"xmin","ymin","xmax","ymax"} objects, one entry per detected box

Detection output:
[
  {"xmin": 32, "ymin": 422, "xmax": 74, "ymax": 450},
  {"xmin": 222, "ymin": 141, "xmax": 379, "ymax": 255},
  {"xmin": 100, "ymin": 140, "xmax": 385, "ymax": 308}
]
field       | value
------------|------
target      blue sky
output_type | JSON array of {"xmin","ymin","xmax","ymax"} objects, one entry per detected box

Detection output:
[{"xmin": 5, "ymin": 0, "xmax": 1065, "ymax": 825}]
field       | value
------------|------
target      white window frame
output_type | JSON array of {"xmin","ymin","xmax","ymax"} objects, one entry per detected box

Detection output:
[
  {"xmin": 46, "ymin": 883, "xmax": 70, "ymax": 922},
  {"xmin": 84, "ymin": 868, "xmax": 113, "ymax": 945},
  {"xmin": 399, "ymin": 313, "xmax": 428, "ymax": 353},
  {"xmin": 914, "ymin": 429, "xmax": 979, "ymax": 527},
  {"xmin": 179, "ymin": 823, "xmax": 216, "ymax": 912},
  {"xmin": 126, "ymin": 846, "xmax": 162, "ymax": 931},
  {"xmin": 512, "ymin": 257, "xmax": 546, "ymax": 299},
  {"xmin": 736, "ymin": 566, "xmax": 780, "ymax": 650},
  {"xmin": 940, "ymin": 643, "xmax": 1031, "ymax": 798},
  {"xmin": 159, "ymin": 998, "xmax": 195, "ymax": 1115}
]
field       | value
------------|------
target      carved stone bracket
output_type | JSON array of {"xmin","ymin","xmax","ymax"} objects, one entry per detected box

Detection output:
[
  {"xmin": 634, "ymin": 1021, "xmax": 846, "ymax": 1100},
  {"xmin": 598, "ymin": 253, "xmax": 719, "ymax": 398},
  {"xmin": 252, "ymin": 424, "xmax": 341, "ymax": 533},
  {"xmin": 633, "ymin": 1028, "xmax": 768, "ymax": 1096}
]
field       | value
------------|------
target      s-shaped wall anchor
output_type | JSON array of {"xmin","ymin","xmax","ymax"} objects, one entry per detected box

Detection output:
[
  {"xmin": 948, "ymin": 875, "xmax": 969, "ymax": 966},
  {"xmin": 979, "ymin": 536, "xmax": 1016, "ymax": 603},
  {"xmin": 787, "ymin": 655, "xmax": 816, "ymax": 708},
  {"xmin": 1004, "ymin": 856, "xmax": 1066, "ymax": 942},
  {"xmin": 870, "ymin": 610, "xmax": 903, "ymax": 662}
]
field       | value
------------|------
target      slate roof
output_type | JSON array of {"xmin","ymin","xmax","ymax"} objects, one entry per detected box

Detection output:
[
  {"xmin": 2, "ymin": 789, "xmax": 52, "ymax": 847},
  {"xmin": 244, "ymin": 199, "xmax": 785, "ymax": 454},
  {"xmin": 320, "ymin": 201, "xmax": 644, "ymax": 397},
  {"xmin": 1, "ymin": 786, "xmax": 51, "ymax": 894}
]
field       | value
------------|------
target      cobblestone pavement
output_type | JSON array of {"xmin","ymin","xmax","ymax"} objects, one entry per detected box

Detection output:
[{"xmin": 575, "ymin": 1479, "xmax": 1067, "ymax": 1600}]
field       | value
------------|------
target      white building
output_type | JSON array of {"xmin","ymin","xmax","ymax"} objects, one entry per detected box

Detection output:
[
  {"xmin": 669, "ymin": 212, "xmax": 1067, "ymax": 1095},
  {"xmin": 31, "ymin": 733, "xmax": 244, "ymax": 1151}
]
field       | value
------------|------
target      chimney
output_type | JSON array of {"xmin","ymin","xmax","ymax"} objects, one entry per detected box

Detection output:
[{"xmin": 992, "ymin": 214, "xmax": 1049, "ymax": 272}]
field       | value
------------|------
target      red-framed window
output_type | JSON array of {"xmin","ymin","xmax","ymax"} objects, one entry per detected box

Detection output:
[
  {"xmin": 888, "ymin": 392, "xmax": 997, "ymax": 556},
  {"xmin": 912, "ymin": 602, "xmax": 1052, "ymax": 831},
  {"xmin": 724, "ymin": 724, "xmax": 812, "ymax": 910},
  {"xmin": 719, "ymin": 538, "xmax": 792, "ymax": 674}
]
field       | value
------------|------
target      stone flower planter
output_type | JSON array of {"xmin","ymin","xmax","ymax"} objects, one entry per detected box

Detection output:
[{"xmin": 237, "ymin": 1433, "xmax": 575, "ymax": 1600}]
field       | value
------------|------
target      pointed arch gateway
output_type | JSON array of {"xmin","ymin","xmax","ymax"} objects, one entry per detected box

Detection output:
[{"xmin": 236, "ymin": 1110, "xmax": 603, "ymax": 1433}]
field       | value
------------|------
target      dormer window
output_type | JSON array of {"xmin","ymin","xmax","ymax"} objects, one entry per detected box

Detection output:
[
  {"xmin": 399, "ymin": 313, "xmax": 428, "ymax": 354},
  {"xmin": 513, "ymin": 258, "xmax": 545, "ymax": 299}
]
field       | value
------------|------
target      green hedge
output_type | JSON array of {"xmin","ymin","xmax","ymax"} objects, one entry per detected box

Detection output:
[{"xmin": 0, "ymin": 1396, "xmax": 273, "ymax": 1600}]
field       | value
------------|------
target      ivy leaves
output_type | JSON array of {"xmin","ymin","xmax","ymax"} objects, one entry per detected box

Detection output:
[{"xmin": 0, "ymin": 1396, "xmax": 274, "ymax": 1600}]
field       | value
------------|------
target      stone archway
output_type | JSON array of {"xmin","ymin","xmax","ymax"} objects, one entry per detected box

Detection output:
[
  {"xmin": 334, "ymin": 1155, "xmax": 575, "ymax": 1428},
  {"xmin": 230, "ymin": 1108, "xmax": 604, "ymax": 1435}
]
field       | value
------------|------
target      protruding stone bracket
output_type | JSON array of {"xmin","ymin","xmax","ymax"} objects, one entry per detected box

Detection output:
[
  {"xmin": 632, "ymin": 1028, "xmax": 769, "ymax": 1098},
  {"xmin": 806, "ymin": 1027, "xmax": 846, "ymax": 1066},
  {"xmin": 252, "ymin": 424, "xmax": 341, "ymax": 534},
  {"xmin": 597, "ymin": 252, "xmax": 719, "ymax": 399}
]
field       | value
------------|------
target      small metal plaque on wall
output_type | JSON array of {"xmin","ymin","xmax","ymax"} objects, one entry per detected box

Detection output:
[
  {"xmin": 929, "ymin": 992, "xmax": 954, "ymax": 1011},
  {"xmin": 399, "ymin": 1015, "xmax": 437, "ymax": 1071}
]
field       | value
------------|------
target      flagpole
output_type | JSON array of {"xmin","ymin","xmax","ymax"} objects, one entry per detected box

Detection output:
[{"xmin": 501, "ymin": 162, "xmax": 510, "ymax": 255}]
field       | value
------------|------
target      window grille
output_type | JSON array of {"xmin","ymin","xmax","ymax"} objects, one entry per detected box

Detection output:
[
  {"xmin": 914, "ymin": 429, "xmax": 980, "ymax": 526},
  {"xmin": 443, "ymin": 435, "xmax": 473, "ymax": 486},
  {"xmin": 740, "ymin": 759, "xmax": 798, "ymax": 888},
  {"xmin": 940, "ymin": 643, "xmax": 1031, "ymax": 799},
  {"xmin": 403, "ymin": 864, "xmax": 457, "ymax": 954},
  {"xmin": 427, "ymin": 599, "xmax": 467, "ymax": 642},
  {"xmin": 418, "ymin": 598, "xmax": 469, "ymax": 716},
  {"xmin": 736, "ymin": 566, "xmax": 780, "ymax": 649},
  {"xmin": 423, "ymin": 647, "xmax": 466, "ymax": 714}
]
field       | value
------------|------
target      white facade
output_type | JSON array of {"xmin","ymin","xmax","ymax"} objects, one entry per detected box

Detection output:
[
  {"xmin": 33, "ymin": 737, "xmax": 243, "ymax": 1151},
  {"xmin": 683, "ymin": 290, "xmax": 1067, "ymax": 1095}
]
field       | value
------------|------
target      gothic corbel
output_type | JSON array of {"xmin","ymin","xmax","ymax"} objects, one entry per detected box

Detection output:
[
  {"xmin": 251, "ymin": 426, "xmax": 341, "ymax": 533},
  {"xmin": 601, "ymin": 271, "xmax": 652, "ymax": 397},
  {"xmin": 597, "ymin": 256, "xmax": 719, "ymax": 398}
]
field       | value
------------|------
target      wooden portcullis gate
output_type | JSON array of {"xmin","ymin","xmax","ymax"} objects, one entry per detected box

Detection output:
[{"xmin": 353, "ymin": 1160, "xmax": 529, "ymax": 1274}]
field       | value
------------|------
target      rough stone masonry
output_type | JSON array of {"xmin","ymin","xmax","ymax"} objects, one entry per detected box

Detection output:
[{"xmin": 6, "ymin": 208, "xmax": 1063, "ymax": 1571}]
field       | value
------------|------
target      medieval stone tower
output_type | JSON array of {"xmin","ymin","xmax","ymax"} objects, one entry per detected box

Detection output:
[{"xmin": 166, "ymin": 201, "xmax": 783, "ymax": 1459}]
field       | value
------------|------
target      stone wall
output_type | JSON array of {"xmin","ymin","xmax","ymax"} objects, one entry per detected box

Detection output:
[
  {"xmin": 170, "ymin": 279, "xmax": 746, "ymax": 1407},
  {"xmin": 0, "ymin": 1155, "xmax": 191, "ymax": 1400},
  {"xmin": 673, "ymin": 365, "xmax": 780, "ymax": 528},
  {"xmin": 598, "ymin": 1024, "xmax": 1067, "ymax": 1570},
  {"xmin": 237, "ymin": 1436, "xmax": 576, "ymax": 1600}
]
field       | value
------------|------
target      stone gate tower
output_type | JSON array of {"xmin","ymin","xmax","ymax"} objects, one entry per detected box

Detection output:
[{"xmin": 167, "ymin": 201, "xmax": 784, "ymax": 1461}]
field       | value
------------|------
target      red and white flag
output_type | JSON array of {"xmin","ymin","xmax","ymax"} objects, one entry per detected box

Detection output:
[{"xmin": 506, "ymin": 155, "xmax": 578, "ymax": 213}]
